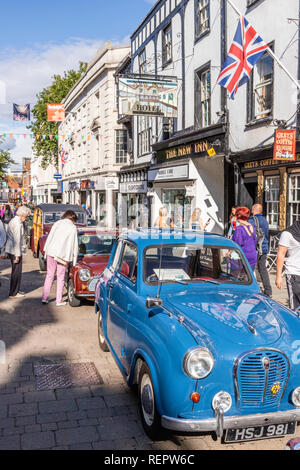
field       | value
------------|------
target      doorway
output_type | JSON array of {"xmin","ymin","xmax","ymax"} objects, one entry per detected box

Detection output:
[{"xmin": 240, "ymin": 176, "xmax": 258, "ymax": 208}]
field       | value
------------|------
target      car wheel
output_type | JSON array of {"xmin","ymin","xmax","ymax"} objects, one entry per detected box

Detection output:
[
  {"xmin": 39, "ymin": 251, "xmax": 46, "ymax": 271},
  {"xmin": 98, "ymin": 311, "xmax": 109, "ymax": 352},
  {"xmin": 67, "ymin": 280, "xmax": 81, "ymax": 307},
  {"xmin": 138, "ymin": 363, "xmax": 163, "ymax": 440}
]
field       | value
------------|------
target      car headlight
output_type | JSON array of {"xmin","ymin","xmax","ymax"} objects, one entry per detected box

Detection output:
[
  {"xmin": 212, "ymin": 391, "xmax": 232, "ymax": 413},
  {"xmin": 183, "ymin": 347, "xmax": 214, "ymax": 379},
  {"xmin": 78, "ymin": 269, "xmax": 91, "ymax": 282},
  {"xmin": 292, "ymin": 387, "xmax": 300, "ymax": 407}
]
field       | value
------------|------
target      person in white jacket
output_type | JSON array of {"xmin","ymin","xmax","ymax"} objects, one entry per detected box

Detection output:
[{"xmin": 42, "ymin": 210, "xmax": 78, "ymax": 307}]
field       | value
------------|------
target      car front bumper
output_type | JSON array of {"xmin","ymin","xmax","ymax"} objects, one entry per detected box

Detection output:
[
  {"xmin": 162, "ymin": 408, "xmax": 300, "ymax": 435},
  {"xmin": 75, "ymin": 292, "xmax": 95, "ymax": 298}
]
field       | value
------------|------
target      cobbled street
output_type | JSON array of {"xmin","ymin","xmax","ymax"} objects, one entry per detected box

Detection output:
[{"xmin": 0, "ymin": 253, "xmax": 298, "ymax": 451}]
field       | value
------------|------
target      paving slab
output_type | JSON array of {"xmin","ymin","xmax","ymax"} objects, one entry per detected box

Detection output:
[{"xmin": 0, "ymin": 253, "xmax": 296, "ymax": 451}]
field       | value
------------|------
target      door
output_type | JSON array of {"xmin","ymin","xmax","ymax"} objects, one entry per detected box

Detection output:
[{"xmin": 106, "ymin": 242, "xmax": 138, "ymax": 375}]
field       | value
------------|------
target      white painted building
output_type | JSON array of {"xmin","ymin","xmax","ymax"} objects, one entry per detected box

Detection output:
[
  {"xmin": 58, "ymin": 42, "xmax": 130, "ymax": 228},
  {"xmin": 129, "ymin": 0, "xmax": 300, "ymax": 233},
  {"xmin": 30, "ymin": 156, "xmax": 59, "ymax": 205}
]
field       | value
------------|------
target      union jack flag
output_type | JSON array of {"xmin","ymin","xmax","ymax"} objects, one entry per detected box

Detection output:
[
  {"xmin": 217, "ymin": 16, "xmax": 268, "ymax": 99},
  {"xmin": 61, "ymin": 148, "xmax": 69, "ymax": 169}
]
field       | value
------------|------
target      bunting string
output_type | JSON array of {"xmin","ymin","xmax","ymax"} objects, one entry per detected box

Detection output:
[{"xmin": 0, "ymin": 132, "xmax": 103, "ymax": 141}]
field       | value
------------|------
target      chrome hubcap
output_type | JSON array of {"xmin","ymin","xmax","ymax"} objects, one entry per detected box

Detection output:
[
  {"xmin": 68, "ymin": 283, "xmax": 74, "ymax": 301},
  {"xmin": 141, "ymin": 374, "xmax": 154, "ymax": 426}
]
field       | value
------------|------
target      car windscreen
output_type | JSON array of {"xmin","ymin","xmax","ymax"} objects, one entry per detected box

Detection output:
[
  {"xmin": 44, "ymin": 212, "xmax": 85, "ymax": 225},
  {"xmin": 144, "ymin": 245, "xmax": 251, "ymax": 285},
  {"xmin": 78, "ymin": 234, "xmax": 116, "ymax": 256},
  {"xmin": 44, "ymin": 212, "xmax": 63, "ymax": 224}
]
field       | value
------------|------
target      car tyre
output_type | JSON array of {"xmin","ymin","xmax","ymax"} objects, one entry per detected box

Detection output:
[
  {"xmin": 98, "ymin": 311, "xmax": 109, "ymax": 352},
  {"xmin": 39, "ymin": 251, "xmax": 47, "ymax": 271},
  {"xmin": 138, "ymin": 363, "xmax": 163, "ymax": 440},
  {"xmin": 67, "ymin": 279, "xmax": 81, "ymax": 307}
]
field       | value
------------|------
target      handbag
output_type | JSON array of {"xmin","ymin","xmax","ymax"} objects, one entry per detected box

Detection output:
[{"xmin": 54, "ymin": 256, "xmax": 68, "ymax": 266}]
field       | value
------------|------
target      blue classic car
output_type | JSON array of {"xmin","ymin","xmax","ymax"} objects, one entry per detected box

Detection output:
[{"xmin": 94, "ymin": 229, "xmax": 300, "ymax": 442}]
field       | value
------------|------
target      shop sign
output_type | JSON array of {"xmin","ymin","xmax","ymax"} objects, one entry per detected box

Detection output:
[
  {"xmin": 47, "ymin": 104, "xmax": 65, "ymax": 122},
  {"xmin": 243, "ymin": 153, "xmax": 300, "ymax": 170},
  {"xmin": 120, "ymin": 181, "xmax": 147, "ymax": 194},
  {"xmin": 158, "ymin": 140, "xmax": 218, "ymax": 162},
  {"xmin": 69, "ymin": 182, "xmax": 79, "ymax": 191},
  {"xmin": 148, "ymin": 165, "xmax": 189, "ymax": 182},
  {"xmin": 105, "ymin": 177, "xmax": 119, "ymax": 191},
  {"xmin": 80, "ymin": 180, "xmax": 95, "ymax": 190},
  {"xmin": 273, "ymin": 129, "xmax": 296, "ymax": 161}
]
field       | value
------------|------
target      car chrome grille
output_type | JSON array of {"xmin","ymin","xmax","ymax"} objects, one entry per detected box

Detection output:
[{"xmin": 235, "ymin": 350, "xmax": 290, "ymax": 409}]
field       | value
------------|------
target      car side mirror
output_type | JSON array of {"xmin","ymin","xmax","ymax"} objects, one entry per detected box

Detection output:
[{"xmin": 146, "ymin": 297, "xmax": 163, "ymax": 309}]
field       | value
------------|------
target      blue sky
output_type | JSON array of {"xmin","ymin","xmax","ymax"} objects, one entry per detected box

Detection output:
[
  {"xmin": 0, "ymin": 0, "xmax": 156, "ymax": 49},
  {"xmin": 0, "ymin": 0, "xmax": 156, "ymax": 169}
]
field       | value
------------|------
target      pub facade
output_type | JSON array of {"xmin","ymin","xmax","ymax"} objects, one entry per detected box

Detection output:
[{"xmin": 234, "ymin": 144, "xmax": 300, "ymax": 233}]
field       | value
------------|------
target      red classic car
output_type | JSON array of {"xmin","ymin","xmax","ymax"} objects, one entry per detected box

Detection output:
[
  {"xmin": 31, "ymin": 204, "xmax": 87, "ymax": 271},
  {"xmin": 67, "ymin": 229, "xmax": 117, "ymax": 307}
]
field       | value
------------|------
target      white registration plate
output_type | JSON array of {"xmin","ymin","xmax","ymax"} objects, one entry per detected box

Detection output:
[{"xmin": 225, "ymin": 422, "xmax": 296, "ymax": 443}]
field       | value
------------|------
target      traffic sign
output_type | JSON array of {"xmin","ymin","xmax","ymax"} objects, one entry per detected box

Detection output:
[{"xmin": 54, "ymin": 174, "xmax": 62, "ymax": 180}]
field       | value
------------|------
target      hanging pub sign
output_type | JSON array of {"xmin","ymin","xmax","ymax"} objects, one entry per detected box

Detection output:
[
  {"xmin": 273, "ymin": 129, "xmax": 296, "ymax": 161},
  {"xmin": 118, "ymin": 76, "xmax": 178, "ymax": 118},
  {"xmin": 47, "ymin": 104, "xmax": 65, "ymax": 122}
]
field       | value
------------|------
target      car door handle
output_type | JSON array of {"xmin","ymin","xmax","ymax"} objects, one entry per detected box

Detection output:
[{"xmin": 107, "ymin": 281, "xmax": 113, "ymax": 288}]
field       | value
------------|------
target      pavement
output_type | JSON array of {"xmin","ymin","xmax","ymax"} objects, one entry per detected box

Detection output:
[{"xmin": 0, "ymin": 253, "xmax": 297, "ymax": 451}]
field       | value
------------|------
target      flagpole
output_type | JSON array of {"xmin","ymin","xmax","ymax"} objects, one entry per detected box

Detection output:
[{"xmin": 226, "ymin": 0, "xmax": 300, "ymax": 91}]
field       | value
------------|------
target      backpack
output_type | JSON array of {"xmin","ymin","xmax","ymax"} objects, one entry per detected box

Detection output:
[{"xmin": 253, "ymin": 215, "xmax": 265, "ymax": 256}]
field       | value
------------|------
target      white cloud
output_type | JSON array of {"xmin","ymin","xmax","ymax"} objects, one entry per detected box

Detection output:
[{"xmin": 0, "ymin": 37, "xmax": 129, "ymax": 169}]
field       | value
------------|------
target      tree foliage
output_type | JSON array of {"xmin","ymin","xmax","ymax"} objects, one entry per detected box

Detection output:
[
  {"xmin": 27, "ymin": 62, "xmax": 87, "ymax": 169},
  {"xmin": 0, "ymin": 150, "xmax": 15, "ymax": 179}
]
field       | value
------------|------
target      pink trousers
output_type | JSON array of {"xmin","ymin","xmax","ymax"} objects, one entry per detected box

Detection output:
[{"xmin": 42, "ymin": 256, "xmax": 67, "ymax": 304}]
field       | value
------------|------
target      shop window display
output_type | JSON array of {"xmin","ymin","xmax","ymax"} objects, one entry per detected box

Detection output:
[
  {"xmin": 265, "ymin": 176, "xmax": 279, "ymax": 231},
  {"xmin": 289, "ymin": 174, "xmax": 300, "ymax": 226},
  {"xmin": 162, "ymin": 189, "xmax": 192, "ymax": 229}
]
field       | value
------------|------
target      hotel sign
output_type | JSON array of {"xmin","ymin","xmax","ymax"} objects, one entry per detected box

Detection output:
[{"xmin": 119, "ymin": 77, "xmax": 178, "ymax": 118}]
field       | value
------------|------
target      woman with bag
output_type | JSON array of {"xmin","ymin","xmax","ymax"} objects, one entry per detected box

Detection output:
[
  {"xmin": 42, "ymin": 210, "xmax": 78, "ymax": 307},
  {"xmin": 5, "ymin": 206, "xmax": 31, "ymax": 298},
  {"xmin": 232, "ymin": 206, "xmax": 258, "ymax": 271}
]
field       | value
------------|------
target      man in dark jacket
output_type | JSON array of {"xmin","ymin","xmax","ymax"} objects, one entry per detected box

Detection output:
[{"xmin": 249, "ymin": 204, "xmax": 272, "ymax": 298}]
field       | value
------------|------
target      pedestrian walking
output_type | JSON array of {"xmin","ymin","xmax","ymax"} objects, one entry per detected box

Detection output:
[
  {"xmin": 249, "ymin": 204, "xmax": 272, "ymax": 297},
  {"xmin": 5, "ymin": 206, "xmax": 31, "ymax": 298},
  {"xmin": 1, "ymin": 204, "xmax": 13, "ymax": 230},
  {"xmin": 276, "ymin": 220, "xmax": 300, "ymax": 312},
  {"xmin": 154, "ymin": 207, "xmax": 174, "ymax": 229},
  {"xmin": 232, "ymin": 206, "xmax": 258, "ymax": 271},
  {"xmin": 227, "ymin": 206, "xmax": 239, "ymax": 238},
  {"xmin": 189, "ymin": 208, "xmax": 210, "ymax": 231},
  {"xmin": 42, "ymin": 210, "xmax": 78, "ymax": 307}
]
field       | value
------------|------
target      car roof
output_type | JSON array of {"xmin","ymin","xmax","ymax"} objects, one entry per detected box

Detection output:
[
  {"xmin": 37, "ymin": 204, "xmax": 86, "ymax": 214},
  {"xmin": 77, "ymin": 227, "xmax": 118, "ymax": 235},
  {"xmin": 119, "ymin": 229, "xmax": 237, "ymax": 249}
]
